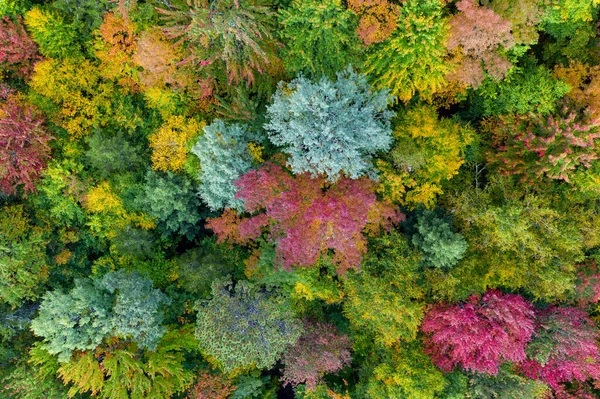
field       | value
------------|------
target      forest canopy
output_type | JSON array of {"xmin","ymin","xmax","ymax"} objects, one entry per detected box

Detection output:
[{"xmin": 2, "ymin": 0, "xmax": 600, "ymax": 398}]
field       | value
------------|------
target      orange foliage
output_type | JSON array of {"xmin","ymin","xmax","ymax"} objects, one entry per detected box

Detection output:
[
  {"xmin": 186, "ymin": 373, "xmax": 236, "ymax": 399},
  {"xmin": 348, "ymin": 0, "xmax": 400, "ymax": 45}
]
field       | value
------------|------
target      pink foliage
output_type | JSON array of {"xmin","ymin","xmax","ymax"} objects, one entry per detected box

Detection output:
[
  {"xmin": 421, "ymin": 290, "xmax": 535, "ymax": 375},
  {"xmin": 281, "ymin": 320, "xmax": 352, "ymax": 390},
  {"xmin": 521, "ymin": 307, "xmax": 600, "ymax": 390},
  {"xmin": 573, "ymin": 261, "xmax": 600, "ymax": 306},
  {"xmin": 446, "ymin": 0, "xmax": 514, "ymax": 87},
  {"xmin": 0, "ymin": 98, "xmax": 53, "ymax": 196},
  {"xmin": 490, "ymin": 107, "xmax": 600, "ymax": 184},
  {"xmin": 207, "ymin": 163, "xmax": 402, "ymax": 275},
  {"xmin": 0, "ymin": 16, "xmax": 41, "ymax": 79}
]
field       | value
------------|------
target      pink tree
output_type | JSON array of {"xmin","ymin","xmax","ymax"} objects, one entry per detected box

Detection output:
[
  {"xmin": 207, "ymin": 163, "xmax": 402, "ymax": 275},
  {"xmin": 0, "ymin": 98, "xmax": 53, "ymax": 196},
  {"xmin": 281, "ymin": 320, "xmax": 352, "ymax": 390},
  {"xmin": 421, "ymin": 290, "xmax": 535, "ymax": 374},
  {"xmin": 0, "ymin": 16, "xmax": 41, "ymax": 79},
  {"xmin": 521, "ymin": 307, "xmax": 600, "ymax": 390}
]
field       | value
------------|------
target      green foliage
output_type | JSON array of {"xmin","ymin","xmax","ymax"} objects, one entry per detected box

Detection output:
[
  {"xmin": 30, "ymin": 278, "xmax": 112, "ymax": 363},
  {"xmin": 195, "ymin": 279, "xmax": 302, "ymax": 374},
  {"xmin": 364, "ymin": 0, "xmax": 449, "ymax": 102},
  {"xmin": 51, "ymin": 0, "xmax": 111, "ymax": 38},
  {"xmin": 265, "ymin": 68, "xmax": 394, "ymax": 180},
  {"xmin": 466, "ymin": 367, "xmax": 548, "ymax": 399},
  {"xmin": 135, "ymin": 170, "xmax": 206, "ymax": 239},
  {"xmin": 410, "ymin": 209, "xmax": 467, "ymax": 269},
  {"xmin": 343, "ymin": 231, "xmax": 425, "ymax": 346},
  {"xmin": 278, "ymin": 0, "xmax": 361, "ymax": 78},
  {"xmin": 55, "ymin": 326, "xmax": 196, "ymax": 399},
  {"xmin": 192, "ymin": 119, "xmax": 257, "ymax": 211},
  {"xmin": 176, "ymin": 238, "xmax": 244, "ymax": 297},
  {"xmin": 357, "ymin": 341, "xmax": 448, "ymax": 399},
  {"xmin": 477, "ymin": 64, "xmax": 570, "ymax": 116},
  {"xmin": 30, "ymin": 271, "xmax": 170, "ymax": 362},
  {"xmin": 24, "ymin": 7, "xmax": 79, "ymax": 59},
  {"xmin": 0, "ymin": 204, "xmax": 49, "ymax": 307},
  {"xmin": 84, "ymin": 132, "xmax": 144, "ymax": 179}
]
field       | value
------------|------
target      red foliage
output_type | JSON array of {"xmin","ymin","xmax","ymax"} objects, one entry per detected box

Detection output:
[
  {"xmin": 521, "ymin": 307, "xmax": 600, "ymax": 390},
  {"xmin": 421, "ymin": 290, "xmax": 535, "ymax": 375},
  {"xmin": 446, "ymin": 0, "xmax": 514, "ymax": 87},
  {"xmin": 0, "ymin": 98, "xmax": 53, "ymax": 196},
  {"xmin": 573, "ymin": 261, "xmax": 600, "ymax": 306},
  {"xmin": 0, "ymin": 16, "xmax": 41, "ymax": 79},
  {"xmin": 281, "ymin": 320, "xmax": 352, "ymax": 390},
  {"xmin": 488, "ymin": 107, "xmax": 600, "ymax": 184},
  {"xmin": 187, "ymin": 373, "xmax": 236, "ymax": 399},
  {"xmin": 206, "ymin": 163, "xmax": 402, "ymax": 275}
]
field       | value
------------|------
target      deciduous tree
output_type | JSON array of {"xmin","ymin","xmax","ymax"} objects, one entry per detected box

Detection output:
[
  {"xmin": 0, "ymin": 98, "xmax": 53, "ymax": 196},
  {"xmin": 0, "ymin": 16, "xmax": 40, "ymax": 79}
]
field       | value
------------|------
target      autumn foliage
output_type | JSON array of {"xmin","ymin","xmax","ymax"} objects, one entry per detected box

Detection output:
[
  {"xmin": 348, "ymin": 0, "xmax": 399, "ymax": 46},
  {"xmin": 0, "ymin": 98, "xmax": 52, "ymax": 195},
  {"xmin": 0, "ymin": 16, "xmax": 40, "ymax": 79},
  {"xmin": 421, "ymin": 290, "xmax": 535, "ymax": 375},
  {"xmin": 207, "ymin": 163, "xmax": 402, "ymax": 274}
]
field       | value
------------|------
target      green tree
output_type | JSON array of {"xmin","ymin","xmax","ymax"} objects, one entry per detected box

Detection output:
[
  {"xmin": 135, "ymin": 170, "xmax": 206, "ymax": 239},
  {"xmin": 195, "ymin": 279, "xmax": 302, "ymax": 374},
  {"xmin": 0, "ymin": 204, "xmax": 49, "ymax": 307},
  {"xmin": 364, "ymin": 0, "xmax": 450, "ymax": 102},
  {"xmin": 278, "ymin": 0, "xmax": 361, "ymax": 78},
  {"xmin": 343, "ymin": 231, "xmax": 425, "ymax": 346},
  {"xmin": 410, "ymin": 209, "xmax": 467, "ymax": 269}
]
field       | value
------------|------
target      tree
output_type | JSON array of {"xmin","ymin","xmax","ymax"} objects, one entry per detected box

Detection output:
[
  {"xmin": 135, "ymin": 170, "xmax": 206, "ymax": 239},
  {"xmin": 264, "ymin": 69, "xmax": 394, "ymax": 181},
  {"xmin": 410, "ymin": 209, "xmax": 467, "ymax": 269},
  {"xmin": 446, "ymin": 0, "xmax": 515, "ymax": 88},
  {"xmin": 195, "ymin": 279, "xmax": 302, "ymax": 374},
  {"xmin": 207, "ymin": 163, "xmax": 402, "ymax": 275},
  {"xmin": 187, "ymin": 373, "xmax": 236, "ymax": 399},
  {"xmin": 0, "ymin": 98, "xmax": 53, "ymax": 196},
  {"xmin": 0, "ymin": 16, "xmax": 41, "ymax": 79},
  {"xmin": 30, "ymin": 271, "xmax": 171, "ymax": 362},
  {"xmin": 159, "ymin": 0, "xmax": 280, "ymax": 86},
  {"xmin": 357, "ymin": 341, "xmax": 447, "ymax": 399},
  {"xmin": 40, "ymin": 326, "xmax": 196, "ymax": 399},
  {"xmin": 477, "ymin": 64, "xmax": 570, "ymax": 116},
  {"xmin": 281, "ymin": 320, "xmax": 352, "ymax": 390},
  {"xmin": 23, "ymin": 7, "xmax": 78, "ymax": 59},
  {"xmin": 347, "ymin": 0, "xmax": 400, "ymax": 46},
  {"xmin": 84, "ymin": 132, "xmax": 143, "ymax": 179},
  {"xmin": 150, "ymin": 115, "xmax": 203, "ymax": 173},
  {"xmin": 487, "ymin": 105, "xmax": 600, "ymax": 188},
  {"xmin": 364, "ymin": 0, "xmax": 450, "ymax": 102},
  {"xmin": 522, "ymin": 307, "xmax": 600, "ymax": 389},
  {"xmin": 0, "ymin": 205, "xmax": 49, "ymax": 307},
  {"xmin": 278, "ymin": 0, "xmax": 361, "ymax": 78},
  {"xmin": 378, "ymin": 105, "xmax": 473, "ymax": 208},
  {"xmin": 421, "ymin": 290, "xmax": 535, "ymax": 374},
  {"xmin": 192, "ymin": 119, "xmax": 257, "ymax": 211},
  {"xmin": 343, "ymin": 231, "xmax": 425, "ymax": 346}
]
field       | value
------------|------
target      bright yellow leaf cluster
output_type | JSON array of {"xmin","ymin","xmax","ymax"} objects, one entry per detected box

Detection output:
[{"xmin": 149, "ymin": 116, "xmax": 204, "ymax": 173}]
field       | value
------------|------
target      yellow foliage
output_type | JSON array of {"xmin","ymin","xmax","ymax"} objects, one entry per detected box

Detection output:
[
  {"xmin": 384, "ymin": 105, "xmax": 473, "ymax": 208},
  {"xmin": 30, "ymin": 59, "xmax": 133, "ymax": 138},
  {"xmin": 55, "ymin": 249, "xmax": 72, "ymax": 266},
  {"xmin": 84, "ymin": 182, "xmax": 155, "ymax": 240},
  {"xmin": 247, "ymin": 142, "xmax": 264, "ymax": 163},
  {"xmin": 143, "ymin": 86, "xmax": 180, "ymax": 119},
  {"xmin": 149, "ymin": 116, "xmax": 204, "ymax": 173}
]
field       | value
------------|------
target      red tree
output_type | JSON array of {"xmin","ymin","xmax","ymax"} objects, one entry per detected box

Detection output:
[
  {"xmin": 281, "ymin": 320, "xmax": 352, "ymax": 390},
  {"xmin": 521, "ymin": 307, "xmax": 600, "ymax": 390},
  {"xmin": 0, "ymin": 98, "xmax": 53, "ymax": 196},
  {"xmin": 207, "ymin": 163, "xmax": 402, "ymax": 275},
  {"xmin": 421, "ymin": 290, "xmax": 535, "ymax": 375},
  {"xmin": 0, "ymin": 16, "xmax": 41, "ymax": 79}
]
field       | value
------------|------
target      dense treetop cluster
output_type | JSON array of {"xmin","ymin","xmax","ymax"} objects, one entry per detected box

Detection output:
[{"xmin": 2, "ymin": 0, "xmax": 600, "ymax": 398}]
